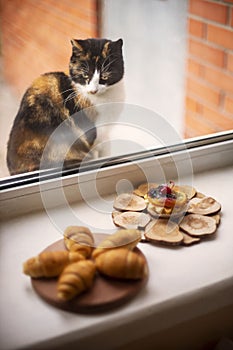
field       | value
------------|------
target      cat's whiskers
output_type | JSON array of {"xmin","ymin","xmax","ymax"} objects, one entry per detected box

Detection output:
[
  {"xmin": 61, "ymin": 87, "xmax": 76, "ymax": 96},
  {"xmin": 79, "ymin": 66, "xmax": 89, "ymax": 74},
  {"xmin": 101, "ymin": 53, "xmax": 115, "ymax": 68},
  {"xmin": 63, "ymin": 90, "xmax": 77, "ymax": 107},
  {"xmin": 101, "ymin": 57, "xmax": 118, "ymax": 74},
  {"xmin": 82, "ymin": 60, "xmax": 89, "ymax": 72}
]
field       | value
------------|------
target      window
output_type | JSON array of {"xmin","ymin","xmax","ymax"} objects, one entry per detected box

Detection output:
[{"xmin": 0, "ymin": 0, "xmax": 232, "ymax": 184}]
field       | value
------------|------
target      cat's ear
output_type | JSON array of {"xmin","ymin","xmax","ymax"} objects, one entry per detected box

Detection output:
[
  {"xmin": 71, "ymin": 39, "xmax": 84, "ymax": 52},
  {"xmin": 110, "ymin": 38, "xmax": 123, "ymax": 53},
  {"xmin": 114, "ymin": 38, "xmax": 123, "ymax": 49}
]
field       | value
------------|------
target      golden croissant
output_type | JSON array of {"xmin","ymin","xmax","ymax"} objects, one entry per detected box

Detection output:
[
  {"xmin": 64, "ymin": 226, "xmax": 94, "ymax": 258},
  {"xmin": 57, "ymin": 260, "xmax": 96, "ymax": 301},
  {"xmin": 92, "ymin": 229, "xmax": 142, "ymax": 259},
  {"xmin": 95, "ymin": 248, "xmax": 147, "ymax": 280},
  {"xmin": 23, "ymin": 250, "xmax": 84, "ymax": 278}
]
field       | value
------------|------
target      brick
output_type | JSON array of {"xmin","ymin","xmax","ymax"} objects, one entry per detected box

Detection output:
[
  {"xmin": 231, "ymin": 7, "xmax": 233, "ymax": 27},
  {"xmin": 189, "ymin": 0, "xmax": 228, "ymax": 24},
  {"xmin": 204, "ymin": 66, "xmax": 233, "ymax": 94},
  {"xmin": 227, "ymin": 52, "xmax": 233, "ymax": 73},
  {"xmin": 202, "ymin": 105, "xmax": 233, "ymax": 130},
  {"xmin": 186, "ymin": 96, "xmax": 199, "ymax": 113},
  {"xmin": 189, "ymin": 39, "xmax": 225, "ymax": 67},
  {"xmin": 188, "ymin": 58, "xmax": 203, "ymax": 77},
  {"xmin": 185, "ymin": 112, "xmax": 217, "ymax": 135},
  {"xmin": 189, "ymin": 18, "xmax": 205, "ymax": 38},
  {"xmin": 1, "ymin": 0, "xmax": 98, "ymax": 96},
  {"xmin": 207, "ymin": 24, "xmax": 233, "ymax": 50},
  {"xmin": 225, "ymin": 95, "xmax": 233, "ymax": 114},
  {"xmin": 187, "ymin": 77, "xmax": 220, "ymax": 106}
]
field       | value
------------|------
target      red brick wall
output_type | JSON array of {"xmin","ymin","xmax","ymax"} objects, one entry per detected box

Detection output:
[
  {"xmin": 184, "ymin": 0, "xmax": 233, "ymax": 138},
  {"xmin": 0, "ymin": 0, "xmax": 98, "ymax": 97}
]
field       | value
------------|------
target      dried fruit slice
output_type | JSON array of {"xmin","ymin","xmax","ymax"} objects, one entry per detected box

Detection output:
[
  {"xmin": 145, "ymin": 219, "xmax": 183, "ymax": 245},
  {"xmin": 173, "ymin": 185, "xmax": 196, "ymax": 200},
  {"xmin": 133, "ymin": 183, "xmax": 158, "ymax": 197},
  {"xmin": 187, "ymin": 197, "xmax": 221, "ymax": 215},
  {"xmin": 113, "ymin": 193, "xmax": 147, "ymax": 212},
  {"xmin": 181, "ymin": 232, "xmax": 201, "ymax": 246},
  {"xmin": 179, "ymin": 214, "xmax": 217, "ymax": 237},
  {"xmin": 112, "ymin": 210, "xmax": 121, "ymax": 220},
  {"xmin": 113, "ymin": 211, "xmax": 151, "ymax": 229},
  {"xmin": 211, "ymin": 214, "xmax": 221, "ymax": 225},
  {"xmin": 195, "ymin": 192, "xmax": 206, "ymax": 199}
]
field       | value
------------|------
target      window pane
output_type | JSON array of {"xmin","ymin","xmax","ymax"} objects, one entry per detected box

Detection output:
[{"xmin": 0, "ymin": 0, "xmax": 232, "ymax": 179}]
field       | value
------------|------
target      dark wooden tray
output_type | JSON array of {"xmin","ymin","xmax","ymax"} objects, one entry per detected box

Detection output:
[{"xmin": 31, "ymin": 234, "xmax": 148, "ymax": 313}]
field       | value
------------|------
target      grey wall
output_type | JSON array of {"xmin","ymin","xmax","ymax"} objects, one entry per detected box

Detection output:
[{"xmin": 101, "ymin": 0, "xmax": 188, "ymax": 136}]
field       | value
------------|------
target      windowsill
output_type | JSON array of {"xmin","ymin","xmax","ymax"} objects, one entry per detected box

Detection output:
[{"xmin": 0, "ymin": 142, "xmax": 233, "ymax": 350}]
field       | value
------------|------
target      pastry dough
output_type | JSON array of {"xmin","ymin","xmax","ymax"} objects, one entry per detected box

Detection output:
[
  {"xmin": 92, "ymin": 229, "xmax": 141, "ymax": 259},
  {"xmin": 64, "ymin": 226, "xmax": 94, "ymax": 258},
  {"xmin": 57, "ymin": 260, "xmax": 96, "ymax": 300},
  {"xmin": 95, "ymin": 248, "xmax": 147, "ymax": 280},
  {"xmin": 23, "ymin": 250, "xmax": 84, "ymax": 278}
]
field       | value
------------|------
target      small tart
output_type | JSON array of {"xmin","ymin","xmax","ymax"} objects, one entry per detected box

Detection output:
[
  {"xmin": 148, "ymin": 190, "xmax": 187, "ymax": 208},
  {"xmin": 147, "ymin": 203, "xmax": 186, "ymax": 218},
  {"xmin": 147, "ymin": 183, "xmax": 188, "ymax": 210}
]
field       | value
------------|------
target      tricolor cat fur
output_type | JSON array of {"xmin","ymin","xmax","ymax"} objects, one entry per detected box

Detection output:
[{"xmin": 7, "ymin": 38, "xmax": 125, "ymax": 175}]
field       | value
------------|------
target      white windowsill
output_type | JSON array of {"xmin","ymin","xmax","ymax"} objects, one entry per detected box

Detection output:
[{"xmin": 0, "ymin": 139, "xmax": 233, "ymax": 350}]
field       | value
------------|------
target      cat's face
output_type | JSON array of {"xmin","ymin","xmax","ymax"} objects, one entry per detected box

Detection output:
[{"xmin": 69, "ymin": 38, "xmax": 124, "ymax": 96}]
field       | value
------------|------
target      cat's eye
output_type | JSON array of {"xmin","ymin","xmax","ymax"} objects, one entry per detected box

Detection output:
[
  {"xmin": 101, "ymin": 73, "xmax": 109, "ymax": 80},
  {"xmin": 82, "ymin": 73, "xmax": 89, "ymax": 79}
]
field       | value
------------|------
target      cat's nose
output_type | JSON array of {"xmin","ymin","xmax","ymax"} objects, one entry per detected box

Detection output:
[{"xmin": 90, "ymin": 89, "xmax": 98, "ymax": 94}]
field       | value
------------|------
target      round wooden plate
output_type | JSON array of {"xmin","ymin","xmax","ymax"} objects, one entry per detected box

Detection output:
[{"xmin": 31, "ymin": 234, "xmax": 148, "ymax": 313}]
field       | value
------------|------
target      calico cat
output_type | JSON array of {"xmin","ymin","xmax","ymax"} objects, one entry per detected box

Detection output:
[{"xmin": 7, "ymin": 38, "xmax": 124, "ymax": 175}]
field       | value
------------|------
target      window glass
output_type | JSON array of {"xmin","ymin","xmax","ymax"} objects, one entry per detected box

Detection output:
[{"xmin": 0, "ymin": 0, "xmax": 232, "ymax": 179}]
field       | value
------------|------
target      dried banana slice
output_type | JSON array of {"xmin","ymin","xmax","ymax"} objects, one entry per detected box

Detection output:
[
  {"xmin": 179, "ymin": 214, "xmax": 217, "ymax": 237},
  {"xmin": 145, "ymin": 219, "xmax": 183, "ymax": 245},
  {"xmin": 113, "ymin": 211, "xmax": 151, "ymax": 229},
  {"xmin": 181, "ymin": 232, "xmax": 201, "ymax": 246},
  {"xmin": 195, "ymin": 192, "xmax": 206, "ymax": 199},
  {"xmin": 187, "ymin": 197, "xmax": 221, "ymax": 215},
  {"xmin": 133, "ymin": 182, "xmax": 158, "ymax": 197},
  {"xmin": 173, "ymin": 185, "xmax": 196, "ymax": 200},
  {"xmin": 211, "ymin": 213, "xmax": 221, "ymax": 225},
  {"xmin": 113, "ymin": 193, "xmax": 147, "ymax": 212}
]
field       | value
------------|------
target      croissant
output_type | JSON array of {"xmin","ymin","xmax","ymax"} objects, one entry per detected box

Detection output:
[
  {"xmin": 23, "ymin": 250, "xmax": 84, "ymax": 278},
  {"xmin": 64, "ymin": 226, "xmax": 94, "ymax": 258},
  {"xmin": 92, "ymin": 229, "xmax": 142, "ymax": 259},
  {"xmin": 57, "ymin": 260, "xmax": 96, "ymax": 301},
  {"xmin": 95, "ymin": 248, "xmax": 147, "ymax": 280}
]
